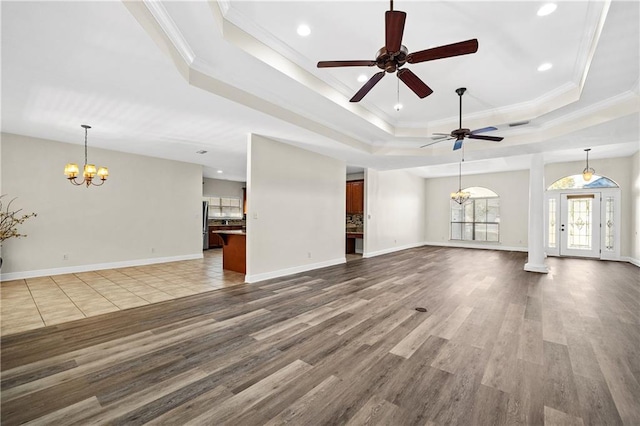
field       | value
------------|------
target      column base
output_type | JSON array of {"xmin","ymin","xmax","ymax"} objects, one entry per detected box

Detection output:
[{"xmin": 524, "ymin": 262, "xmax": 549, "ymax": 274}]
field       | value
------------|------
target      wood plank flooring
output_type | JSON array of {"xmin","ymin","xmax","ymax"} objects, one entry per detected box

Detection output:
[{"xmin": 1, "ymin": 246, "xmax": 639, "ymax": 425}]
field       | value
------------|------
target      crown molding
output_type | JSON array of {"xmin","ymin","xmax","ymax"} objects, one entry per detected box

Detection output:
[
  {"xmin": 126, "ymin": 0, "xmax": 631, "ymax": 158},
  {"xmin": 575, "ymin": 0, "xmax": 611, "ymax": 91},
  {"xmin": 142, "ymin": 0, "xmax": 194, "ymax": 65}
]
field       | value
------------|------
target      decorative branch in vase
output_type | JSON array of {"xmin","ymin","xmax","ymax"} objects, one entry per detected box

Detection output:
[{"xmin": 0, "ymin": 195, "xmax": 37, "ymax": 268}]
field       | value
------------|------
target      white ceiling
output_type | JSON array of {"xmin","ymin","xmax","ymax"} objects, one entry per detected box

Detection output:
[{"xmin": 1, "ymin": 1, "xmax": 638, "ymax": 182}]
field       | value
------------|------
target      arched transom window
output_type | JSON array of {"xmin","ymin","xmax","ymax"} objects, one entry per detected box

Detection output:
[
  {"xmin": 450, "ymin": 186, "xmax": 500, "ymax": 242},
  {"xmin": 547, "ymin": 174, "xmax": 619, "ymax": 190}
]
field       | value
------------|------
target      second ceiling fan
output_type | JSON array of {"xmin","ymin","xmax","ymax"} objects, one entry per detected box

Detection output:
[
  {"xmin": 421, "ymin": 87, "xmax": 504, "ymax": 150},
  {"xmin": 317, "ymin": 0, "xmax": 479, "ymax": 102}
]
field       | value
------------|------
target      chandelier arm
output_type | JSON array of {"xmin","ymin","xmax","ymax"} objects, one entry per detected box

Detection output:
[
  {"xmin": 68, "ymin": 177, "xmax": 85, "ymax": 186},
  {"xmin": 90, "ymin": 178, "xmax": 106, "ymax": 187}
]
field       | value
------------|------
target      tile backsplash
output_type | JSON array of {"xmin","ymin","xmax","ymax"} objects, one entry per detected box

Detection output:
[
  {"xmin": 208, "ymin": 219, "xmax": 246, "ymax": 226},
  {"xmin": 346, "ymin": 214, "xmax": 364, "ymax": 232}
]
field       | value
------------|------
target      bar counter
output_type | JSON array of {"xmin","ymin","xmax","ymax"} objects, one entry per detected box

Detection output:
[{"xmin": 213, "ymin": 230, "xmax": 246, "ymax": 274}]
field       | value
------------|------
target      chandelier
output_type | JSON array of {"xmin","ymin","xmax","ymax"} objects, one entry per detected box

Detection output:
[
  {"xmin": 64, "ymin": 125, "xmax": 108, "ymax": 187},
  {"xmin": 450, "ymin": 160, "xmax": 470, "ymax": 204},
  {"xmin": 582, "ymin": 148, "xmax": 595, "ymax": 181}
]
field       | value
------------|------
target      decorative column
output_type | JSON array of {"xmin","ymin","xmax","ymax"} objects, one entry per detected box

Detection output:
[{"xmin": 524, "ymin": 153, "xmax": 549, "ymax": 273}]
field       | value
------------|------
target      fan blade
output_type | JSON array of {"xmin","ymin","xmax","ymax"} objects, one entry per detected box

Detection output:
[
  {"xmin": 420, "ymin": 139, "xmax": 445, "ymax": 148},
  {"xmin": 397, "ymin": 69, "xmax": 433, "ymax": 98},
  {"xmin": 432, "ymin": 133, "xmax": 451, "ymax": 136},
  {"xmin": 407, "ymin": 39, "xmax": 479, "ymax": 64},
  {"xmin": 317, "ymin": 60, "xmax": 376, "ymax": 68},
  {"xmin": 470, "ymin": 126, "xmax": 497, "ymax": 134},
  {"xmin": 453, "ymin": 139, "xmax": 464, "ymax": 150},
  {"xmin": 350, "ymin": 71, "xmax": 385, "ymax": 102},
  {"xmin": 385, "ymin": 10, "xmax": 406, "ymax": 53},
  {"xmin": 468, "ymin": 134, "xmax": 504, "ymax": 142}
]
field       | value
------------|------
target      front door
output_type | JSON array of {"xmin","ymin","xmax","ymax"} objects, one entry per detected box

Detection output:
[{"xmin": 559, "ymin": 193, "xmax": 601, "ymax": 258}]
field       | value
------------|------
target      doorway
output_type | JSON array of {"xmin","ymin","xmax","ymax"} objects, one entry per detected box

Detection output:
[
  {"xmin": 560, "ymin": 193, "xmax": 600, "ymax": 257},
  {"xmin": 545, "ymin": 188, "xmax": 620, "ymax": 260}
]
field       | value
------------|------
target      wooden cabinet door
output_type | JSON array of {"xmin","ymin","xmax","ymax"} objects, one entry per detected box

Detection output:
[
  {"xmin": 346, "ymin": 180, "xmax": 364, "ymax": 214},
  {"xmin": 352, "ymin": 181, "xmax": 364, "ymax": 213},
  {"xmin": 346, "ymin": 182, "xmax": 353, "ymax": 213}
]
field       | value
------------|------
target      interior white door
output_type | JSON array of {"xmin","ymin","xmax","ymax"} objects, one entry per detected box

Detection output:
[{"xmin": 560, "ymin": 193, "xmax": 601, "ymax": 258}]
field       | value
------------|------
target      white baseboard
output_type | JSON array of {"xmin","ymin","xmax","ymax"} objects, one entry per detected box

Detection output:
[
  {"xmin": 524, "ymin": 262, "xmax": 550, "ymax": 274},
  {"xmin": 621, "ymin": 256, "xmax": 640, "ymax": 267},
  {"xmin": 423, "ymin": 241, "xmax": 528, "ymax": 252},
  {"xmin": 0, "ymin": 253, "xmax": 204, "ymax": 282},
  {"xmin": 245, "ymin": 257, "xmax": 346, "ymax": 284},
  {"xmin": 362, "ymin": 242, "xmax": 425, "ymax": 259}
]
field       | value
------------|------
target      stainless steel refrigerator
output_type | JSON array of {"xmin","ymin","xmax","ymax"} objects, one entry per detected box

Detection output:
[{"xmin": 202, "ymin": 200, "xmax": 209, "ymax": 250}]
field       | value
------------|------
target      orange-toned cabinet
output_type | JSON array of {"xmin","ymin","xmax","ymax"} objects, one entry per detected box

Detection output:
[{"xmin": 346, "ymin": 180, "xmax": 364, "ymax": 214}]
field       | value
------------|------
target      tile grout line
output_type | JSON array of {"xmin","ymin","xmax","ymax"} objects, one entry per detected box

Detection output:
[{"xmin": 23, "ymin": 279, "xmax": 47, "ymax": 327}]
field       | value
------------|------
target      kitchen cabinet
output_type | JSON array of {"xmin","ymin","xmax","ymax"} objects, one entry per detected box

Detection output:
[
  {"xmin": 346, "ymin": 180, "xmax": 364, "ymax": 214},
  {"xmin": 212, "ymin": 230, "xmax": 246, "ymax": 273},
  {"xmin": 242, "ymin": 187, "xmax": 247, "ymax": 215}
]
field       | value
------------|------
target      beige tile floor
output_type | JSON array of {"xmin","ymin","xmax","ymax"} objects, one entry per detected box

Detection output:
[{"xmin": 0, "ymin": 249, "xmax": 245, "ymax": 336}]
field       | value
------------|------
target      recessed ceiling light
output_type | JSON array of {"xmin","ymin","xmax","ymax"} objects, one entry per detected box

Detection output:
[
  {"xmin": 297, "ymin": 24, "xmax": 311, "ymax": 37},
  {"xmin": 357, "ymin": 74, "xmax": 368, "ymax": 83},
  {"xmin": 217, "ymin": 170, "xmax": 223, "ymax": 174},
  {"xmin": 196, "ymin": 150, "xmax": 208, "ymax": 154},
  {"xmin": 537, "ymin": 62, "xmax": 553, "ymax": 71},
  {"xmin": 537, "ymin": 3, "xmax": 557, "ymax": 16},
  {"xmin": 394, "ymin": 103, "xmax": 403, "ymax": 112}
]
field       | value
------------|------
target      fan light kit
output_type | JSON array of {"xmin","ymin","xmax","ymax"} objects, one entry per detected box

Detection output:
[
  {"xmin": 421, "ymin": 87, "xmax": 504, "ymax": 150},
  {"xmin": 64, "ymin": 125, "xmax": 109, "ymax": 187},
  {"xmin": 317, "ymin": 0, "xmax": 479, "ymax": 102}
]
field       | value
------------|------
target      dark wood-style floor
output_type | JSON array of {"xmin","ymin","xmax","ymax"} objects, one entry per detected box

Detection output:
[{"xmin": 1, "ymin": 246, "xmax": 639, "ymax": 425}]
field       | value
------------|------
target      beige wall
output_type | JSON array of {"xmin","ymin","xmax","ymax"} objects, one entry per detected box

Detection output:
[
  {"xmin": 424, "ymin": 169, "xmax": 530, "ymax": 250},
  {"xmin": 631, "ymin": 151, "xmax": 640, "ymax": 263},
  {"xmin": 1, "ymin": 133, "xmax": 203, "ymax": 280},
  {"xmin": 423, "ymin": 154, "xmax": 638, "ymax": 259},
  {"xmin": 545, "ymin": 155, "xmax": 634, "ymax": 258},
  {"xmin": 364, "ymin": 168, "xmax": 427, "ymax": 256},
  {"xmin": 246, "ymin": 134, "xmax": 346, "ymax": 282}
]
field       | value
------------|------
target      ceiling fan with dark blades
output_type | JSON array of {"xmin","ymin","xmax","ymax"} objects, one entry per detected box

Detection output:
[
  {"xmin": 421, "ymin": 87, "xmax": 503, "ymax": 150},
  {"xmin": 317, "ymin": 0, "xmax": 478, "ymax": 102}
]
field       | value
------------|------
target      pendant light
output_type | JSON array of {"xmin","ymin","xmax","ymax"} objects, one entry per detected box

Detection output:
[
  {"xmin": 450, "ymin": 157, "xmax": 470, "ymax": 204},
  {"xmin": 582, "ymin": 148, "xmax": 595, "ymax": 181},
  {"xmin": 64, "ymin": 125, "xmax": 109, "ymax": 187}
]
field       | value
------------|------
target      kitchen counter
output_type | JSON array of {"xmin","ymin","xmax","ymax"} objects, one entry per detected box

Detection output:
[{"xmin": 212, "ymin": 230, "xmax": 246, "ymax": 273}]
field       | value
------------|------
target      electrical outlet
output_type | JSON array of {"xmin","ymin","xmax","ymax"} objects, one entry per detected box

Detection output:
[
  {"xmin": 151, "ymin": 247, "xmax": 156, "ymax": 253},
  {"xmin": 63, "ymin": 254, "xmax": 68, "ymax": 260},
  {"xmin": 307, "ymin": 252, "xmax": 312, "ymax": 258}
]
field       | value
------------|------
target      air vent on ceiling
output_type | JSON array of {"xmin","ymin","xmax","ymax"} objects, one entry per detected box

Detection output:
[{"xmin": 508, "ymin": 120, "xmax": 530, "ymax": 127}]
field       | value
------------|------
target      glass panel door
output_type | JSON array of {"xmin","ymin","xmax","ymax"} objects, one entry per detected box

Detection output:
[{"xmin": 560, "ymin": 193, "xmax": 600, "ymax": 258}]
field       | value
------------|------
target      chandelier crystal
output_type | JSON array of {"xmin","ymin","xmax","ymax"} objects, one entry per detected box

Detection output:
[
  {"xmin": 64, "ymin": 125, "xmax": 108, "ymax": 187},
  {"xmin": 450, "ymin": 160, "xmax": 470, "ymax": 204},
  {"xmin": 582, "ymin": 148, "xmax": 595, "ymax": 182}
]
